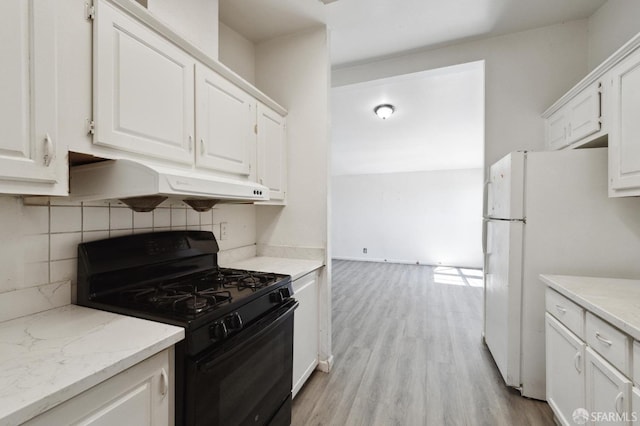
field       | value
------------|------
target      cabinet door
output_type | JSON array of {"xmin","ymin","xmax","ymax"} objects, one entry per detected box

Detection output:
[
  {"xmin": 546, "ymin": 109, "xmax": 568, "ymax": 150},
  {"xmin": 546, "ymin": 313, "xmax": 585, "ymax": 426},
  {"xmin": 586, "ymin": 347, "xmax": 632, "ymax": 426},
  {"xmin": 292, "ymin": 271, "xmax": 319, "ymax": 398},
  {"xmin": 609, "ymin": 48, "xmax": 640, "ymax": 195},
  {"xmin": 257, "ymin": 103, "xmax": 287, "ymax": 201},
  {"xmin": 567, "ymin": 83, "xmax": 601, "ymax": 144},
  {"xmin": 24, "ymin": 349, "xmax": 171, "ymax": 426},
  {"xmin": 0, "ymin": 0, "xmax": 58, "ymax": 185},
  {"xmin": 195, "ymin": 64, "xmax": 253, "ymax": 176},
  {"xmin": 94, "ymin": 0, "xmax": 195, "ymax": 164}
]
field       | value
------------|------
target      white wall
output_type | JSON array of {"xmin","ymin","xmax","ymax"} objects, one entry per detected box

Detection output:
[
  {"xmin": 333, "ymin": 20, "xmax": 590, "ymax": 174},
  {"xmin": 254, "ymin": 28, "xmax": 330, "ymax": 250},
  {"xmin": 587, "ymin": 0, "xmax": 640, "ymax": 70},
  {"xmin": 218, "ymin": 22, "xmax": 256, "ymax": 84},
  {"xmin": 148, "ymin": 0, "xmax": 218, "ymax": 59},
  {"xmin": 332, "ymin": 169, "xmax": 483, "ymax": 268}
]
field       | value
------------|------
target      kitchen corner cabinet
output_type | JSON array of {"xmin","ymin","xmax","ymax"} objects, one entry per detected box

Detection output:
[
  {"xmin": 24, "ymin": 349, "xmax": 172, "ymax": 426},
  {"xmin": 608, "ymin": 45, "xmax": 640, "ymax": 197},
  {"xmin": 195, "ymin": 64, "xmax": 253, "ymax": 176},
  {"xmin": 0, "ymin": 0, "xmax": 64, "ymax": 195},
  {"xmin": 257, "ymin": 103, "xmax": 287, "ymax": 201},
  {"xmin": 93, "ymin": 0, "xmax": 195, "ymax": 165},
  {"xmin": 292, "ymin": 271, "xmax": 319, "ymax": 398}
]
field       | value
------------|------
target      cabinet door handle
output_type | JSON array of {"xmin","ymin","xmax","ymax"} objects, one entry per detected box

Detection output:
[
  {"xmin": 573, "ymin": 352, "xmax": 582, "ymax": 373},
  {"xmin": 189, "ymin": 135, "xmax": 193, "ymax": 152},
  {"xmin": 200, "ymin": 139, "xmax": 205, "ymax": 155},
  {"xmin": 160, "ymin": 368, "xmax": 168, "ymax": 397},
  {"xmin": 43, "ymin": 133, "xmax": 54, "ymax": 167},
  {"xmin": 615, "ymin": 391, "xmax": 624, "ymax": 415},
  {"xmin": 595, "ymin": 332, "xmax": 613, "ymax": 346},
  {"xmin": 555, "ymin": 304, "xmax": 567, "ymax": 314}
]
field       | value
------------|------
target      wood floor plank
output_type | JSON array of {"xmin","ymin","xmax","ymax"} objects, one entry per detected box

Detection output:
[{"xmin": 292, "ymin": 260, "xmax": 555, "ymax": 425}]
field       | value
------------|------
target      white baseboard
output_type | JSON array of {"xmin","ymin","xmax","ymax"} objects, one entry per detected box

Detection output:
[{"xmin": 316, "ymin": 355, "xmax": 334, "ymax": 373}]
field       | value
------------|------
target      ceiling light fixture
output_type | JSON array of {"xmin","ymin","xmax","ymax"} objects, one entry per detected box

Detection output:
[{"xmin": 374, "ymin": 104, "xmax": 395, "ymax": 120}]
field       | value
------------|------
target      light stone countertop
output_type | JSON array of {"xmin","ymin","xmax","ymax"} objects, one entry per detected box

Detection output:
[
  {"xmin": 222, "ymin": 256, "xmax": 324, "ymax": 281},
  {"xmin": 540, "ymin": 274, "xmax": 640, "ymax": 341},
  {"xmin": 0, "ymin": 305, "xmax": 184, "ymax": 426}
]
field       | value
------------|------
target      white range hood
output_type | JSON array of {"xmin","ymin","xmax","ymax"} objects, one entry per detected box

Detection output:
[{"xmin": 70, "ymin": 159, "xmax": 269, "ymax": 211}]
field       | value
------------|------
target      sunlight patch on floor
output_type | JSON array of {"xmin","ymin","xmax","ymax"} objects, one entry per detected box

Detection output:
[{"xmin": 434, "ymin": 266, "xmax": 483, "ymax": 287}]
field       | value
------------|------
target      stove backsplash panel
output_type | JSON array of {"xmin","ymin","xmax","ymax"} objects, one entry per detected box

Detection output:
[{"xmin": 0, "ymin": 196, "xmax": 257, "ymax": 322}]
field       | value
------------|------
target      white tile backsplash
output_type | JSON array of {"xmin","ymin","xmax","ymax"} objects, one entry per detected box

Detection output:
[
  {"xmin": 24, "ymin": 262, "xmax": 49, "ymax": 287},
  {"xmin": 50, "ymin": 232, "xmax": 82, "ymax": 261},
  {"xmin": 23, "ymin": 235, "xmax": 49, "ymax": 263},
  {"xmin": 171, "ymin": 207, "xmax": 187, "ymax": 229},
  {"xmin": 82, "ymin": 230, "xmax": 110, "ymax": 243},
  {"xmin": 133, "ymin": 211, "xmax": 153, "ymax": 229},
  {"xmin": 154, "ymin": 208, "xmax": 171, "ymax": 228},
  {"xmin": 187, "ymin": 209, "xmax": 200, "ymax": 226},
  {"xmin": 110, "ymin": 206, "xmax": 133, "ymax": 230},
  {"xmin": 50, "ymin": 207, "xmax": 82, "ymax": 233},
  {"xmin": 83, "ymin": 207, "xmax": 109, "ymax": 231},
  {"xmin": 21, "ymin": 205, "xmax": 49, "ymax": 235},
  {"xmin": 50, "ymin": 259, "xmax": 77, "ymax": 283},
  {"xmin": 0, "ymin": 197, "xmax": 257, "ymax": 322}
]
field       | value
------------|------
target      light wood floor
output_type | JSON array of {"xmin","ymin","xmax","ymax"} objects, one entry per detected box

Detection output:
[{"xmin": 291, "ymin": 260, "xmax": 555, "ymax": 426}]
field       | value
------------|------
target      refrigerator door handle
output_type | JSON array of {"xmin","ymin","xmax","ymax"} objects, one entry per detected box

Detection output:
[
  {"xmin": 482, "ymin": 218, "xmax": 490, "ymax": 254},
  {"xmin": 483, "ymin": 180, "xmax": 492, "ymax": 217}
]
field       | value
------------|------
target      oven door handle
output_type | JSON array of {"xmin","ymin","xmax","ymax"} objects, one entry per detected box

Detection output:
[{"xmin": 199, "ymin": 299, "xmax": 298, "ymax": 372}]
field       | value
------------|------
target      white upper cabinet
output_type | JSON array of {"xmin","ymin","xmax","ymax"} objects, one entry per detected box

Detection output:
[
  {"xmin": 195, "ymin": 64, "xmax": 253, "ymax": 176},
  {"xmin": 0, "ymin": 0, "xmax": 62, "ymax": 193},
  {"xmin": 93, "ymin": 0, "xmax": 195, "ymax": 164},
  {"xmin": 543, "ymin": 81, "xmax": 603, "ymax": 150},
  {"xmin": 257, "ymin": 103, "xmax": 287, "ymax": 201},
  {"xmin": 608, "ymin": 46, "xmax": 640, "ymax": 197}
]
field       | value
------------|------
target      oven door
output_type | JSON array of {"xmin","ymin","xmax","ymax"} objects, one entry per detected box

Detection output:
[{"xmin": 184, "ymin": 299, "xmax": 298, "ymax": 426}]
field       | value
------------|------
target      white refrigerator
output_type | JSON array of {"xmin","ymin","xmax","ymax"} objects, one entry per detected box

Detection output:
[{"xmin": 483, "ymin": 147, "xmax": 640, "ymax": 400}]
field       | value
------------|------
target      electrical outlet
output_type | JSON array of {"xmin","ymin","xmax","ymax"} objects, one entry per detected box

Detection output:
[
  {"xmin": 220, "ymin": 222, "xmax": 228, "ymax": 240},
  {"xmin": 363, "ymin": 248, "xmax": 367, "ymax": 254}
]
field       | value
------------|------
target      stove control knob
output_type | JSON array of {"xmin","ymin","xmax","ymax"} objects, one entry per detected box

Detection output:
[
  {"xmin": 270, "ymin": 290, "xmax": 284, "ymax": 303},
  {"xmin": 209, "ymin": 321, "xmax": 228, "ymax": 341},
  {"xmin": 279, "ymin": 287, "xmax": 291, "ymax": 299},
  {"xmin": 225, "ymin": 312, "xmax": 243, "ymax": 331}
]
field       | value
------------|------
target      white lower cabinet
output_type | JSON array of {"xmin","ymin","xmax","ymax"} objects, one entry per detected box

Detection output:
[
  {"xmin": 546, "ymin": 287, "xmax": 639, "ymax": 426},
  {"xmin": 292, "ymin": 271, "xmax": 319, "ymax": 398},
  {"xmin": 24, "ymin": 349, "xmax": 172, "ymax": 426},
  {"xmin": 546, "ymin": 313, "xmax": 585, "ymax": 426},
  {"xmin": 586, "ymin": 347, "xmax": 632, "ymax": 425}
]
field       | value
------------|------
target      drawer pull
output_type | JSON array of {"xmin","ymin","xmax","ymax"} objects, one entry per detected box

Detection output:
[
  {"xmin": 615, "ymin": 391, "xmax": 624, "ymax": 415},
  {"xmin": 573, "ymin": 352, "xmax": 582, "ymax": 373},
  {"xmin": 160, "ymin": 368, "xmax": 168, "ymax": 397},
  {"xmin": 595, "ymin": 332, "xmax": 613, "ymax": 346},
  {"xmin": 555, "ymin": 304, "xmax": 567, "ymax": 314}
]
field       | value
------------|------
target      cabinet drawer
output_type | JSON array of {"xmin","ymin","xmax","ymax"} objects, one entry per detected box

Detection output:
[
  {"xmin": 586, "ymin": 312, "xmax": 631, "ymax": 376},
  {"xmin": 546, "ymin": 288, "xmax": 584, "ymax": 338}
]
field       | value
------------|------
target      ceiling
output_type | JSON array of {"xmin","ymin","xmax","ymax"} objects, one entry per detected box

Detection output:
[
  {"xmin": 218, "ymin": 0, "xmax": 606, "ymax": 177},
  {"xmin": 219, "ymin": 0, "xmax": 607, "ymax": 66},
  {"xmin": 331, "ymin": 61, "xmax": 484, "ymax": 176}
]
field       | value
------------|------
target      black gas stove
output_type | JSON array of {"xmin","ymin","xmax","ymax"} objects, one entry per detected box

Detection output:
[{"xmin": 76, "ymin": 231, "xmax": 296, "ymax": 426}]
